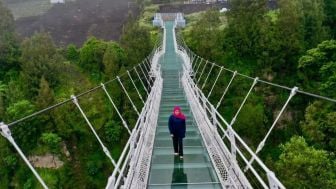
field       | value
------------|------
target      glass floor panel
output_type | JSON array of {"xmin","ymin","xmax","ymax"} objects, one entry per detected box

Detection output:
[
  {"xmin": 154, "ymin": 138, "xmax": 202, "ymax": 147},
  {"xmin": 148, "ymin": 21, "xmax": 221, "ymax": 189},
  {"xmin": 152, "ymin": 153, "xmax": 210, "ymax": 164},
  {"xmin": 150, "ymin": 164, "xmax": 218, "ymax": 184},
  {"xmin": 148, "ymin": 183, "xmax": 222, "ymax": 189}
]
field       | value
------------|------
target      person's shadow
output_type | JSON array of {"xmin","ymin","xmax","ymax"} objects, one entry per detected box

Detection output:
[{"xmin": 171, "ymin": 156, "xmax": 188, "ymax": 188}]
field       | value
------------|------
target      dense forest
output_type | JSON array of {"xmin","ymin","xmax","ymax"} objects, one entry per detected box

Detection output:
[
  {"xmin": 181, "ymin": 0, "xmax": 336, "ymax": 188},
  {"xmin": 0, "ymin": 0, "xmax": 157, "ymax": 188}
]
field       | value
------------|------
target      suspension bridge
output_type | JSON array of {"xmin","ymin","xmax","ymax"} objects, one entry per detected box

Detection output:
[{"xmin": 1, "ymin": 13, "xmax": 336, "ymax": 189}]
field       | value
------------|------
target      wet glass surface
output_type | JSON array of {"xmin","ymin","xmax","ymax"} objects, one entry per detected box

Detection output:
[{"xmin": 148, "ymin": 21, "xmax": 221, "ymax": 189}]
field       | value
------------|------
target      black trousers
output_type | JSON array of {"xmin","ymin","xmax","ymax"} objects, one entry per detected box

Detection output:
[{"xmin": 172, "ymin": 136, "xmax": 183, "ymax": 156}]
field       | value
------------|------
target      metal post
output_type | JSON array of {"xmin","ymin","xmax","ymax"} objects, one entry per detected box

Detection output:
[
  {"xmin": 117, "ymin": 76, "xmax": 140, "ymax": 116},
  {"xmin": 134, "ymin": 67, "xmax": 149, "ymax": 95},
  {"xmin": 138, "ymin": 64, "xmax": 151, "ymax": 89},
  {"xmin": 192, "ymin": 79, "xmax": 200, "ymax": 100},
  {"xmin": 127, "ymin": 71, "xmax": 145, "ymax": 105},
  {"xmin": 189, "ymin": 49, "xmax": 194, "ymax": 63},
  {"xmin": 142, "ymin": 62, "xmax": 154, "ymax": 84},
  {"xmin": 195, "ymin": 58, "xmax": 203, "ymax": 77},
  {"xmin": 267, "ymin": 171, "xmax": 282, "ymax": 189},
  {"xmin": 201, "ymin": 63, "xmax": 215, "ymax": 89},
  {"xmin": 143, "ymin": 60, "xmax": 152, "ymax": 78},
  {"xmin": 145, "ymin": 59, "xmax": 154, "ymax": 79},
  {"xmin": 227, "ymin": 126, "xmax": 236, "ymax": 160},
  {"xmin": 192, "ymin": 56, "xmax": 199, "ymax": 71},
  {"xmin": 216, "ymin": 71, "xmax": 237, "ymax": 109},
  {"xmin": 141, "ymin": 61, "xmax": 150, "ymax": 75},
  {"xmin": 244, "ymin": 87, "xmax": 298, "ymax": 172},
  {"xmin": 145, "ymin": 57, "xmax": 151, "ymax": 70},
  {"xmin": 71, "ymin": 96, "xmax": 121, "ymax": 172},
  {"xmin": 191, "ymin": 51, "xmax": 196, "ymax": 62},
  {"xmin": 139, "ymin": 63, "xmax": 152, "ymax": 85},
  {"xmin": 207, "ymin": 67, "xmax": 223, "ymax": 98},
  {"xmin": 101, "ymin": 83, "xmax": 132, "ymax": 134},
  {"xmin": 197, "ymin": 60, "xmax": 208, "ymax": 84},
  {"xmin": 211, "ymin": 105, "xmax": 218, "ymax": 133},
  {"xmin": 0, "ymin": 123, "xmax": 49, "ymax": 189},
  {"xmin": 189, "ymin": 54, "xmax": 195, "ymax": 75},
  {"xmin": 202, "ymin": 95, "xmax": 206, "ymax": 110},
  {"xmin": 105, "ymin": 176, "xmax": 116, "ymax": 189}
]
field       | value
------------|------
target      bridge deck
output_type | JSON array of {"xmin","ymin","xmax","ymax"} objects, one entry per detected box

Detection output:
[{"xmin": 148, "ymin": 21, "xmax": 221, "ymax": 189}]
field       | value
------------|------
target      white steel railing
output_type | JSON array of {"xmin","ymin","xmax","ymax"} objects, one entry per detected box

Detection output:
[
  {"xmin": 153, "ymin": 13, "xmax": 185, "ymax": 28},
  {"xmin": 173, "ymin": 23, "xmax": 286, "ymax": 189},
  {"xmin": 105, "ymin": 38, "xmax": 164, "ymax": 189}
]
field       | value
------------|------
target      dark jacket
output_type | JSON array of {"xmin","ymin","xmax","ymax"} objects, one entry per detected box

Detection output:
[{"xmin": 168, "ymin": 115, "xmax": 186, "ymax": 138}]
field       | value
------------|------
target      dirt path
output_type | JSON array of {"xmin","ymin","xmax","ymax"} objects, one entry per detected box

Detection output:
[{"xmin": 29, "ymin": 154, "xmax": 64, "ymax": 168}]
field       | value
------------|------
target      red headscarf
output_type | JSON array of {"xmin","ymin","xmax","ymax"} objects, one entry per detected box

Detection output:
[{"xmin": 173, "ymin": 106, "xmax": 186, "ymax": 120}]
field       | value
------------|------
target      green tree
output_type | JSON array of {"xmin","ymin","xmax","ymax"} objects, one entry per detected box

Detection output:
[
  {"xmin": 235, "ymin": 102, "xmax": 266, "ymax": 145},
  {"xmin": 120, "ymin": 19, "xmax": 151, "ymax": 66},
  {"xmin": 103, "ymin": 42, "xmax": 126, "ymax": 80},
  {"xmin": 0, "ymin": 81, "xmax": 7, "ymax": 119},
  {"xmin": 35, "ymin": 76, "xmax": 55, "ymax": 130},
  {"xmin": 20, "ymin": 33, "xmax": 61, "ymax": 97},
  {"xmin": 40, "ymin": 132, "xmax": 61, "ymax": 153},
  {"xmin": 5, "ymin": 76, "xmax": 26, "ymax": 105},
  {"xmin": 79, "ymin": 37, "xmax": 107, "ymax": 78},
  {"xmin": 300, "ymin": 101, "xmax": 336, "ymax": 151},
  {"xmin": 274, "ymin": 0, "xmax": 328, "ymax": 73},
  {"xmin": 224, "ymin": 0, "xmax": 268, "ymax": 59},
  {"xmin": 276, "ymin": 136, "xmax": 336, "ymax": 188},
  {"xmin": 66, "ymin": 44, "xmax": 79, "ymax": 62},
  {"xmin": 35, "ymin": 76, "xmax": 55, "ymax": 109},
  {"xmin": 274, "ymin": 0, "xmax": 305, "ymax": 73},
  {"xmin": 302, "ymin": 0, "xmax": 327, "ymax": 49},
  {"xmin": 298, "ymin": 40, "xmax": 336, "ymax": 95},
  {"xmin": 0, "ymin": 0, "xmax": 18, "ymax": 77},
  {"xmin": 6, "ymin": 100, "xmax": 39, "ymax": 150},
  {"xmin": 187, "ymin": 9, "xmax": 222, "ymax": 61},
  {"xmin": 0, "ymin": 135, "xmax": 17, "ymax": 189},
  {"xmin": 298, "ymin": 40, "xmax": 336, "ymax": 153},
  {"xmin": 323, "ymin": 0, "xmax": 336, "ymax": 38},
  {"xmin": 6, "ymin": 100, "xmax": 35, "ymax": 122},
  {"xmin": 255, "ymin": 10, "xmax": 282, "ymax": 69},
  {"xmin": 103, "ymin": 120, "xmax": 122, "ymax": 145},
  {"xmin": 3, "ymin": 154, "xmax": 17, "ymax": 171}
]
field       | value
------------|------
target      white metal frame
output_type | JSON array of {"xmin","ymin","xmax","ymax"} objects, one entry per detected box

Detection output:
[
  {"xmin": 174, "ymin": 23, "xmax": 286, "ymax": 189},
  {"xmin": 105, "ymin": 39, "xmax": 164, "ymax": 189}
]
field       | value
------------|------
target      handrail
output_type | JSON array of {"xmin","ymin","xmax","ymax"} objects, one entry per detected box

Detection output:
[
  {"xmin": 105, "ymin": 41, "xmax": 164, "ymax": 189},
  {"xmin": 176, "ymin": 33, "xmax": 286, "ymax": 188}
]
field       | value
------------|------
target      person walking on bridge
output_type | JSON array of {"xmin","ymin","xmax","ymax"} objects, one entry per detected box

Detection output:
[{"xmin": 168, "ymin": 106, "xmax": 186, "ymax": 159}]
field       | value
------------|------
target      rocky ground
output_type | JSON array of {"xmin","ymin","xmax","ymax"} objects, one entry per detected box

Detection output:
[{"xmin": 14, "ymin": 0, "xmax": 139, "ymax": 46}]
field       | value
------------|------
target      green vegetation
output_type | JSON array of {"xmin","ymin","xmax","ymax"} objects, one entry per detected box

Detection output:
[
  {"xmin": 276, "ymin": 136, "xmax": 336, "ymax": 188},
  {"xmin": 139, "ymin": 1, "xmax": 165, "ymax": 46},
  {"xmin": 139, "ymin": 4, "xmax": 159, "ymax": 28},
  {"xmin": 182, "ymin": 0, "xmax": 336, "ymax": 187},
  {"xmin": 121, "ymin": 19, "xmax": 153, "ymax": 66},
  {"xmin": 0, "ymin": 0, "xmax": 155, "ymax": 188},
  {"xmin": 1, "ymin": 0, "xmax": 335, "ymax": 187}
]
